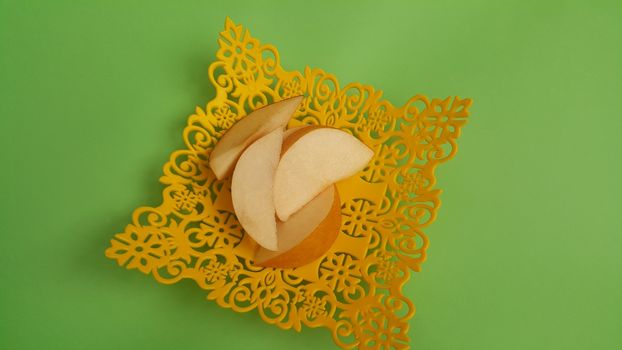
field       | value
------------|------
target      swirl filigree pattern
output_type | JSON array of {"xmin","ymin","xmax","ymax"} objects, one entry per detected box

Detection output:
[{"xmin": 105, "ymin": 18, "xmax": 471, "ymax": 349}]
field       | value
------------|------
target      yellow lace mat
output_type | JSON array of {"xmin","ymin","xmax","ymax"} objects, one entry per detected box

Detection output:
[{"xmin": 105, "ymin": 18, "xmax": 472, "ymax": 349}]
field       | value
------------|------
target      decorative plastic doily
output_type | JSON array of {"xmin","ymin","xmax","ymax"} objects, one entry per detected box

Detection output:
[{"xmin": 105, "ymin": 18, "xmax": 471, "ymax": 349}]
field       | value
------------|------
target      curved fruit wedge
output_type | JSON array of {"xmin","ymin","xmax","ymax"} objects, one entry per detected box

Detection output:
[
  {"xmin": 209, "ymin": 96, "xmax": 303, "ymax": 180},
  {"xmin": 254, "ymin": 185, "xmax": 341, "ymax": 268},
  {"xmin": 231, "ymin": 128, "xmax": 283, "ymax": 251},
  {"xmin": 274, "ymin": 126, "xmax": 373, "ymax": 221}
]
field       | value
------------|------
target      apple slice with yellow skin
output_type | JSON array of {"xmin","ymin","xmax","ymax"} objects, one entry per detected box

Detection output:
[
  {"xmin": 274, "ymin": 126, "xmax": 374, "ymax": 221},
  {"xmin": 209, "ymin": 96, "xmax": 303, "ymax": 180},
  {"xmin": 254, "ymin": 185, "xmax": 341, "ymax": 268},
  {"xmin": 231, "ymin": 128, "xmax": 283, "ymax": 251}
]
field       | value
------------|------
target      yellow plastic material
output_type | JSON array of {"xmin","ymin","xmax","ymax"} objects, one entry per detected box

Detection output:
[{"xmin": 105, "ymin": 18, "xmax": 472, "ymax": 349}]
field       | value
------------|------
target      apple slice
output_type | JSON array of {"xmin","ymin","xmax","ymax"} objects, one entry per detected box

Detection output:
[
  {"xmin": 209, "ymin": 96, "xmax": 303, "ymax": 180},
  {"xmin": 231, "ymin": 128, "xmax": 283, "ymax": 251},
  {"xmin": 274, "ymin": 126, "xmax": 374, "ymax": 221},
  {"xmin": 254, "ymin": 185, "xmax": 341, "ymax": 268}
]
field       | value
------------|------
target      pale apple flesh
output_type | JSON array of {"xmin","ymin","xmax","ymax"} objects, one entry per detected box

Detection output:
[
  {"xmin": 254, "ymin": 185, "xmax": 341, "ymax": 268},
  {"xmin": 231, "ymin": 128, "xmax": 283, "ymax": 251},
  {"xmin": 209, "ymin": 96, "xmax": 303, "ymax": 180},
  {"xmin": 273, "ymin": 127, "xmax": 374, "ymax": 221}
]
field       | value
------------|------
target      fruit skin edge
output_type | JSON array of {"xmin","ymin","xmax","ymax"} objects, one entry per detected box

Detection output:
[
  {"xmin": 254, "ymin": 185, "xmax": 342, "ymax": 269},
  {"xmin": 104, "ymin": 17, "xmax": 472, "ymax": 349}
]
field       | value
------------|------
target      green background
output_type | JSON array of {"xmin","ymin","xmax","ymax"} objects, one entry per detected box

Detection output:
[{"xmin": 1, "ymin": 0, "xmax": 620, "ymax": 349}]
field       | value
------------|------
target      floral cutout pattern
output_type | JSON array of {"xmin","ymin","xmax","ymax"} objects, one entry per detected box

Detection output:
[{"xmin": 105, "ymin": 18, "xmax": 471, "ymax": 349}]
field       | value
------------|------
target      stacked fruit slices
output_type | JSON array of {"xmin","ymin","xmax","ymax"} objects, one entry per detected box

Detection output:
[{"xmin": 209, "ymin": 97, "xmax": 373, "ymax": 268}]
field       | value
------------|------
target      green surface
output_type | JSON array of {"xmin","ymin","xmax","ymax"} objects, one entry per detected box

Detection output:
[{"xmin": 1, "ymin": 0, "xmax": 621, "ymax": 349}]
